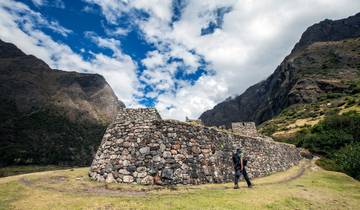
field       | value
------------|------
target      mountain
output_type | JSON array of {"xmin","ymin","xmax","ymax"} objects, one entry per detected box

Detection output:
[
  {"xmin": 0, "ymin": 39, "xmax": 123, "ymax": 166},
  {"xmin": 199, "ymin": 13, "xmax": 360, "ymax": 127}
]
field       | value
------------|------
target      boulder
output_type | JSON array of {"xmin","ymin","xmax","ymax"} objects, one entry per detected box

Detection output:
[{"xmin": 122, "ymin": 175, "xmax": 134, "ymax": 183}]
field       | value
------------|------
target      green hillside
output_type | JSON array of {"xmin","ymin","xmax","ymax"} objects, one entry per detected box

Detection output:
[
  {"xmin": 259, "ymin": 99, "xmax": 360, "ymax": 180},
  {"xmin": 259, "ymin": 89, "xmax": 360, "ymax": 140}
]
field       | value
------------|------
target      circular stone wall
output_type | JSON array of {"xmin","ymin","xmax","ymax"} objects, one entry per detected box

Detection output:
[{"xmin": 89, "ymin": 108, "xmax": 302, "ymax": 185}]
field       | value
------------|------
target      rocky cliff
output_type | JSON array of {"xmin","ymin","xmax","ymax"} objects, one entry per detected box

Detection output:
[
  {"xmin": 200, "ymin": 13, "xmax": 360, "ymax": 126},
  {"xmin": 0, "ymin": 39, "xmax": 123, "ymax": 166}
]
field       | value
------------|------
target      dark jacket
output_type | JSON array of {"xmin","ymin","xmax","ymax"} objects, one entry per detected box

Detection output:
[{"xmin": 232, "ymin": 152, "xmax": 241, "ymax": 170}]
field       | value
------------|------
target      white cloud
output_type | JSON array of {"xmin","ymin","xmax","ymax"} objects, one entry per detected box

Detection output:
[
  {"xmin": 47, "ymin": 20, "xmax": 72, "ymax": 37},
  {"xmin": 0, "ymin": 0, "xmax": 139, "ymax": 107},
  {"xmin": 88, "ymin": 0, "xmax": 360, "ymax": 120},
  {"xmin": 3, "ymin": 0, "xmax": 360, "ymax": 121},
  {"xmin": 1, "ymin": 1, "xmax": 71, "ymax": 37},
  {"xmin": 84, "ymin": 31, "xmax": 125, "ymax": 58},
  {"xmin": 31, "ymin": 0, "xmax": 45, "ymax": 7},
  {"xmin": 82, "ymin": 5, "xmax": 95, "ymax": 13},
  {"xmin": 84, "ymin": 0, "xmax": 128, "ymax": 23},
  {"xmin": 84, "ymin": 0, "xmax": 172, "ymax": 23},
  {"xmin": 131, "ymin": 0, "xmax": 172, "ymax": 22},
  {"xmin": 169, "ymin": 45, "xmax": 201, "ymax": 73},
  {"xmin": 142, "ymin": 50, "xmax": 167, "ymax": 69},
  {"xmin": 113, "ymin": 27, "xmax": 130, "ymax": 36},
  {"xmin": 31, "ymin": 0, "xmax": 65, "ymax": 8}
]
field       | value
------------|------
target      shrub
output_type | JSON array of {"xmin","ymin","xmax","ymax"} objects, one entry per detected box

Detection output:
[
  {"xmin": 260, "ymin": 123, "xmax": 279, "ymax": 136},
  {"xmin": 305, "ymin": 111, "xmax": 318, "ymax": 118},
  {"xmin": 292, "ymin": 111, "xmax": 360, "ymax": 179},
  {"xmin": 301, "ymin": 131, "xmax": 353, "ymax": 156},
  {"xmin": 316, "ymin": 158, "xmax": 339, "ymax": 172},
  {"xmin": 349, "ymin": 81, "xmax": 360, "ymax": 94},
  {"xmin": 334, "ymin": 143, "xmax": 360, "ymax": 180},
  {"xmin": 326, "ymin": 93, "xmax": 344, "ymax": 99}
]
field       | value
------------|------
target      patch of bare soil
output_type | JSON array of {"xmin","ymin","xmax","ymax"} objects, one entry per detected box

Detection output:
[
  {"xmin": 83, "ymin": 186, "xmax": 147, "ymax": 196},
  {"xmin": 48, "ymin": 176, "xmax": 68, "ymax": 184},
  {"xmin": 258, "ymin": 159, "xmax": 312, "ymax": 187},
  {"xmin": 19, "ymin": 177, "xmax": 33, "ymax": 186},
  {"xmin": 18, "ymin": 174, "xmax": 153, "ymax": 196}
]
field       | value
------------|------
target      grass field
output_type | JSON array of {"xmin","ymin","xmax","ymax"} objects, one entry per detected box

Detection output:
[
  {"xmin": 0, "ymin": 165, "xmax": 69, "ymax": 178},
  {"xmin": 0, "ymin": 159, "xmax": 359, "ymax": 210}
]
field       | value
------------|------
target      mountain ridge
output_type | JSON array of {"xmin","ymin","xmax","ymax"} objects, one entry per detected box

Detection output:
[
  {"xmin": 199, "ymin": 13, "xmax": 360, "ymax": 126},
  {"xmin": 0, "ymin": 39, "xmax": 123, "ymax": 166},
  {"xmin": 292, "ymin": 12, "xmax": 360, "ymax": 53}
]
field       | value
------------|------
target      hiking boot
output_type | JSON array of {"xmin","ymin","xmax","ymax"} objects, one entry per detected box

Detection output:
[{"xmin": 248, "ymin": 185, "xmax": 253, "ymax": 188}]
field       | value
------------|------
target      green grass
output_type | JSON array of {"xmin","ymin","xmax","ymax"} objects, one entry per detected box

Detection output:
[
  {"xmin": 0, "ymin": 159, "xmax": 359, "ymax": 209},
  {"xmin": 265, "ymin": 197, "xmax": 313, "ymax": 210},
  {"xmin": 0, "ymin": 165, "xmax": 69, "ymax": 178},
  {"xmin": 316, "ymin": 158, "xmax": 339, "ymax": 171},
  {"xmin": 0, "ymin": 181, "xmax": 24, "ymax": 210}
]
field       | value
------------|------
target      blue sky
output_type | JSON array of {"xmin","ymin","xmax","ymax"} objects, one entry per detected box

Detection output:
[{"xmin": 1, "ymin": 0, "xmax": 360, "ymax": 120}]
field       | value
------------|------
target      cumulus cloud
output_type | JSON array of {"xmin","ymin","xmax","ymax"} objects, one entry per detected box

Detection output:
[
  {"xmin": 83, "ymin": 0, "xmax": 129, "ymax": 24},
  {"xmin": 88, "ymin": 0, "xmax": 360, "ymax": 120},
  {"xmin": 2, "ymin": 0, "xmax": 360, "ymax": 121},
  {"xmin": 1, "ymin": 1, "xmax": 71, "ymax": 37},
  {"xmin": 139, "ymin": 46, "xmax": 202, "ymax": 99},
  {"xmin": 84, "ymin": 31, "xmax": 124, "ymax": 57},
  {"xmin": 0, "ymin": 0, "xmax": 139, "ymax": 106}
]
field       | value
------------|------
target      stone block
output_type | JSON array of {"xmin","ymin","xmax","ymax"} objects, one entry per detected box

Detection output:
[
  {"xmin": 123, "ymin": 175, "xmax": 134, "ymax": 183},
  {"xmin": 161, "ymin": 168, "xmax": 173, "ymax": 180},
  {"xmin": 139, "ymin": 147, "xmax": 150, "ymax": 155},
  {"xmin": 141, "ymin": 176, "xmax": 154, "ymax": 185},
  {"xmin": 119, "ymin": 169, "xmax": 130, "ymax": 175},
  {"xmin": 106, "ymin": 173, "xmax": 115, "ymax": 183},
  {"xmin": 162, "ymin": 151, "xmax": 172, "ymax": 158}
]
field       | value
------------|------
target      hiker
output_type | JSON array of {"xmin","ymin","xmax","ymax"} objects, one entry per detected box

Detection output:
[{"xmin": 232, "ymin": 148, "xmax": 252, "ymax": 189}]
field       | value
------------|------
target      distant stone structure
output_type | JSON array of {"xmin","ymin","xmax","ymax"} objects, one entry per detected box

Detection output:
[
  {"xmin": 231, "ymin": 122, "xmax": 258, "ymax": 137},
  {"xmin": 89, "ymin": 108, "xmax": 302, "ymax": 185},
  {"xmin": 185, "ymin": 117, "xmax": 203, "ymax": 125}
]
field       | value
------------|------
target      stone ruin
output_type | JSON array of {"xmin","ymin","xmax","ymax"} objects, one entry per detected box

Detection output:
[
  {"xmin": 218, "ymin": 122, "xmax": 259, "ymax": 137},
  {"xmin": 89, "ymin": 108, "xmax": 302, "ymax": 185},
  {"xmin": 231, "ymin": 122, "xmax": 258, "ymax": 137}
]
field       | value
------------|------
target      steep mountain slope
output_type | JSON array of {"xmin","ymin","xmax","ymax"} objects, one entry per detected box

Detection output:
[
  {"xmin": 0, "ymin": 39, "xmax": 124, "ymax": 166},
  {"xmin": 200, "ymin": 13, "xmax": 360, "ymax": 126}
]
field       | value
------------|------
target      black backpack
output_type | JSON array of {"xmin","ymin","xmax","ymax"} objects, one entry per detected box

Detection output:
[
  {"xmin": 243, "ymin": 158, "xmax": 248, "ymax": 166},
  {"xmin": 233, "ymin": 153, "xmax": 248, "ymax": 168}
]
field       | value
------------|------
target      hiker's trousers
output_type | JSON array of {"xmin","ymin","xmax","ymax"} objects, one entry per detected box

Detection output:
[{"xmin": 234, "ymin": 168, "xmax": 252, "ymax": 187}]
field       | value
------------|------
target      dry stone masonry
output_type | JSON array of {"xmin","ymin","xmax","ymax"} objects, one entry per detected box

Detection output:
[
  {"xmin": 89, "ymin": 108, "xmax": 302, "ymax": 185},
  {"xmin": 231, "ymin": 122, "xmax": 259, "ymax": 137}
]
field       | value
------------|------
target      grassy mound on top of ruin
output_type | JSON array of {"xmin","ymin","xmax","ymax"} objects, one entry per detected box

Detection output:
[{"xmin": 0, "ymin": 159, "xmax": 359, "ymax": 210}]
